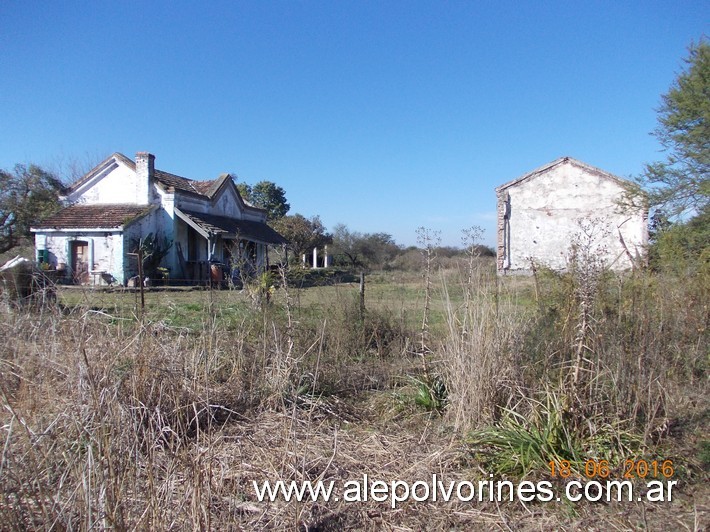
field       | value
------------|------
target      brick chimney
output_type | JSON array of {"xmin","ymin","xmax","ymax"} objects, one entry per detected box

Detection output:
[{"xmin": 135, "ymin": 151, "xmax": 155, "ymax": 205}]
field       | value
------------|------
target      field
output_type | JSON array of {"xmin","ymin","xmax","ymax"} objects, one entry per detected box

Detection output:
[{"xmin": 1, "ymin": 261, "xmax": 708, "ymax": 530}]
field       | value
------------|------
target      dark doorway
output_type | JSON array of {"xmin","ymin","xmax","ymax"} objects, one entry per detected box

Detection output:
[{"xmin": 71, "ymin": 240, "xmax": 89, "ymax": 284}]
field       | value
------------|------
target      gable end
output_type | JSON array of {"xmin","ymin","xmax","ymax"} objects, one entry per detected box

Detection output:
[{"xmin": 496, "ymin": 157, "xmax": 631, "ymax": 193}]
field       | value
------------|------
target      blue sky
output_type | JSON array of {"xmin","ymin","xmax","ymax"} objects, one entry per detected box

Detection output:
[{"xmin": 1, "ymin": 1, "xmax": 707, "ymax": 247}]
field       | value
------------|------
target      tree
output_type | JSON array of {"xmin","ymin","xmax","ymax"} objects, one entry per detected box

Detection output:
[
  {"xmin": 639, "ymin": 40, "xmax": 710, "ymax": 219},
  {"xmin": 650, "ymin": 207, "xmax": 709, "ymax": 273},
  {"xmin": 331, "ymin": 223, "xmax": 363, "ymax": 268},
  {"xmin": 331, "ymin": 223, "xmax": 401, "ymax": 270},
  {"xmin": 235, "ymin": 179, "xmax": 290, "ymax": 220},
  {"xmin": 359, "ymin": 232, "xmax": 400, "ymax": 269},
  {"xmin": 0, "ymin": 164, "xmax": 65, "ymax": 253},
  {"xmin": 271, "ymin": 214, "xmax": 332, "ymax": 260}
]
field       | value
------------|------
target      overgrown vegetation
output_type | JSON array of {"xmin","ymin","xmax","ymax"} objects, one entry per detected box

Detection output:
[
  {"xmin": 0, "ymin": 242, "xmax": 706, "ymax": 528},
  {"xmin": 458, "ymin": 252, "xmax": 707, "ymax": 483}
]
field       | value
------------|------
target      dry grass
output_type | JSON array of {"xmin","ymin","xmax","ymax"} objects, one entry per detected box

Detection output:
[
  {"xmin": 439, "ymin": 263, "xmax": 526, "ymax": 431},
  {"xmin": 0, "ymin": 264, "xmax": 707, "ymax": 530}
]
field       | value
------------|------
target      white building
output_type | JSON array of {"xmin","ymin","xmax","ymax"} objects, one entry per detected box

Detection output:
[
  {"xmin": 496, "ymin": 157, "xmax": 648, "ymax": 274},
  {"xmin": 31, "ymin": 152, "xmax": 286, "ymax": 285}
]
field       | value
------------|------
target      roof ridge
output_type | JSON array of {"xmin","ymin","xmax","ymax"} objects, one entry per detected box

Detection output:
[
  {"xmin": 153, "ymin": 168, "xmax": 218, "ymax": 197},
  {"xmin": 496, "ymin": 156, "xmax": 630, "ymax": 192}
]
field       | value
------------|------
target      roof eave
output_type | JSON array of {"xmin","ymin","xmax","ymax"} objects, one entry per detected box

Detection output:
[
  {"xmin": 174, "ymin": 207, "xmax": 211, "ymax": 239},
  {"xmin": 30, "ymin": 204, "xmax": 156, "ymax": 233},
  {"xmin": 31, "ymin": 227, "xmax": 127, "ymax": 233},
  {"xmin": 495, "ymin": 157, "xmax": 569, "ymax": 192}
]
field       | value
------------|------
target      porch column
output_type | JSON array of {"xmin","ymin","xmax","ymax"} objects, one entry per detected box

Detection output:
[
  {"xmin": 88, "ymin": 238, "xmax": 94, "ymax": 272},
  {"xmin": 256, "ymin": 243, "xmax": 265, "ymax": 271},
  {"xmin": 88, "ymin": 238, "xmax": 95, "ymax": 284},
  {"xmin": 312, "ymin": 247, "xmax": 318, "ymax": 269}
]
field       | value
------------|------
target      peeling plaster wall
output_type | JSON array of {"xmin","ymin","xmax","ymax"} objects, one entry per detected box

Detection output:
[
  {"xmin": 155, "ymin": 188, "xmax": 178, "ymax": 276},
  {"xmin": 35, "ymin": 232, "xmax": 125, "ymax": 284},
  {"xmin": 122, "ymin": 210, "xmax": 165, "ymax": 281},
  {"xmin": 499, "ymin": 163, "xmax": 647, "ymax": 273},
  {"xmin": 215, "ymin": 188, "xmax": 243, "ymax": 218}
]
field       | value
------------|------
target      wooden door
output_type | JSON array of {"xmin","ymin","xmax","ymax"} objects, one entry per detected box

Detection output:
[{"xmin": 71, "ymin": 241, "xmax": 89, "ymax": 284}]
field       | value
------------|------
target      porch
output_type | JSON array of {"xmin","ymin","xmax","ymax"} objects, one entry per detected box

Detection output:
[{"xmin": 173, "ymin": 208, "xmax": 287, "ymax": 285}]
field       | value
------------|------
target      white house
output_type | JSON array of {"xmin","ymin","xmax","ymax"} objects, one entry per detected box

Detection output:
[
  {"xmin": 31, "ymin": 151, "xmax": 286, "ymax": 285},
  {"xmin": 496, "ymin": 157, "xmax": 648, "ymax": 274}
]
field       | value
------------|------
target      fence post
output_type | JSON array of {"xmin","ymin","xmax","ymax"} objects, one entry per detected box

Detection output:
[
  {"xmin": 359, "ymin": 271, "xmax": 366, "ymax": 320},
  {"xmin": 137, "ymin": 246, "xmax": 145, "ymax": 315}
]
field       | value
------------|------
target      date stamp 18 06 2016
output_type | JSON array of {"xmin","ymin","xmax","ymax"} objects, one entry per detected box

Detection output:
[{"xmin": 548, "ymin": 459, "xmax": 675, "ymax": 479}]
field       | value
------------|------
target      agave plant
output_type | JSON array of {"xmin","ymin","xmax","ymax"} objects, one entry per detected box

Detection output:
[{"xmin": 411, "ymin": 374, "xmax": 448, "ymax": 413}]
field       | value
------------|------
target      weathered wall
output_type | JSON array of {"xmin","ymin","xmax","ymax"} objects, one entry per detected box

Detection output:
[
  {"xmin": 35, "ymin": 232, "xmax": 124, "ymax": 284},
  {"xmin": 499, "ymin": 161, "xmax": 646, "ymax": 273},
  {"xmin": 122, "ymin": 209, "xmax": 166, "ymax": 281},
  {"xmin": 154, "ymin": 188, "xmax": 179, "ymax": 276},
  {"xmin": 214, "ymin": 188, "xmax": 244, "ymax": 218}
]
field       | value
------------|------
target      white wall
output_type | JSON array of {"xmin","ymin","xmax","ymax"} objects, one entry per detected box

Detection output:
[
  {"xmin": 502, "ymin": 163, "xmax": 646, "ymax": 272},
  {"xmin": 69, "ymin": 163, "xmax": 145, "ymax": 205}
]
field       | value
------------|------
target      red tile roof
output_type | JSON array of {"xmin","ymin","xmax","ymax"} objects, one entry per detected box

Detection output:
[
  {"xmin": 154, "ymin": 169, "xmax": 220, "ymax": 196},
  {"xmin": 32, "ymin": 204, "xmax": 154, "ymax": 230}
]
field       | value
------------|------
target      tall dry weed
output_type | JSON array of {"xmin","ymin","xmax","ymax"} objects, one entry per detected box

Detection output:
[{"xmin": 439, "ymin": 260, "xmax": 524, "ymax": 432}]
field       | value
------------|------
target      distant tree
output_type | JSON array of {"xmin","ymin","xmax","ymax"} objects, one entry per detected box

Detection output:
[
  {"xmin": 0, "ymin": 164, "xmax": 64, "ymax": 253},
  {"xmin": 332, "ymin": 223, "xmax": 363, "ymax": 268},
  {"xmin": 331, "ymin": 223, "xmax": 401, "ymax": 270},
  {"xmin": 235, "ymin": 179, "xmax": 290, "ymax": 220},
  {"xmin": 360, "ymin": 232, "xmax": 400, "ymax": 268},
  {"xmin": 235, "ymin": 181, "xmax": 252, "ymax": 202},
  {"xmin": 271, "ymin": 214, "xmax": 332, "ymax": 260},
  {"xmin": 434, "ymin": 245, "xmax": 460, "ymax": 258},
  {"xmin": 638, "ymin": 40, "xmax": 709, "ymax": 219}
]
